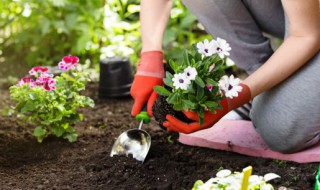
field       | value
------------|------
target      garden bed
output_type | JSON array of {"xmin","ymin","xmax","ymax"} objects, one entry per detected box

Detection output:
[{"xmin": 0, "ymin": 83, "xmax": 317, "ymax": 190}]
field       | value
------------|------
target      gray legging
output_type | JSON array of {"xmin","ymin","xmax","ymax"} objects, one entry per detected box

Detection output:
[{"xmin": 182, "ymin": 0, "xmax": 320, "ymax": 153}]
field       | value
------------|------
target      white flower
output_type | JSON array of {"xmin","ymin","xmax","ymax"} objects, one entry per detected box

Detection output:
[
  {"xmin": 197, "ymin": 39, "xmax": 216, "ymax": 56},
  {"xmin": 212, "ymin": 37, "xmax": 231, "ymax": 58},
  {"xmin": 219, "ymin": 75, "xmax": 242, "ymax": 99},
  {"xmin": 216, "ymin": 169, "xmax": 232, "ymax": 178},
  {"xmin": 226, "ymin": 58, "xmax": 235, "ymax": 67},
  {"xmin": 184, "ymin": 66, "xmax": 198, "ymax": 81},
  {"xmin": 263, "ymin": 173, "xmax": 280, "ymax": 182},
  {"xmin": 172, "ymin": 73, "xmax": 191, "ymax": 90}
]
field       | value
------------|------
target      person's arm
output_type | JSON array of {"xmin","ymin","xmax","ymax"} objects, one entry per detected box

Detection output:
[
  {"xmin": 130, "ymin": 0, "xmax": 173, "ymax": 116},
  {"xmin": 243, "ymin": 0, "xmax": 320, "ymax": 98},
  {"xmin": 140, "ymin": 0, "xmax": 173, "ymax": 52}
]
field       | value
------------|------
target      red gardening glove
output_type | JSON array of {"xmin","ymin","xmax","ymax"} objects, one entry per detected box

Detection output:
[
  {"xmin": 130, "ymin": 51, "xmax": 165, "ymax": 117},
  {"xmin": 163, "ymin": 84, "xmax": 251, "ymax": 134}
]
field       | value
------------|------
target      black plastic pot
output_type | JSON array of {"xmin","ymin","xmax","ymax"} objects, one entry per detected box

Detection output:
[{"xmin": 99, "ymin": 57, "xmax": 133, "ymax": 98}]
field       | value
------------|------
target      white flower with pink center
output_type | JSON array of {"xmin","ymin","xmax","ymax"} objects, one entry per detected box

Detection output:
[
  {"xmin": 172, "ymin": 73, "xmax": 191, "ymax": 90},
  {"xmin": 58, "ymin": 55, "xmax": 79, "ymax": 71},
  {"xmin": 196, "ymin": 39, "xmax": 216, "ymax": 57},
  {"xmin": 184, "ymin": 66, "xmax": 197, "ymax": 81},
  {"xmin": 218, "ymin": 75, "xmax": 242, "ymax": 99},
  {"xmin": 212, "ymin": 37, "xmax": 231, "ymax": 59}
]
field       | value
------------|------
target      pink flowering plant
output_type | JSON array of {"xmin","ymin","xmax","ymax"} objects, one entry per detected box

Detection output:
[
  {"xmin": 154, "ymin": 38, "xmax": 243, "ymax": 125},
  {"xmin": 9, "ymin": 55, "xmax": 94, "ymax": 143}
]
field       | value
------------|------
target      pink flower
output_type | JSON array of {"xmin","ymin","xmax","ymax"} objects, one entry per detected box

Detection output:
[
  {"xmin": 17, "ymin": 76, "xmax": 37, "ymax": 88},
  {"xmin": 29, "ymin": 66, "xmax": 49, "ymax": 75},
  {"xmin": 206, "ymin": 84, "xmax": 213, "ymax": 92},
  {"xmin": 43, "ymin": 78, "xmax": 56, "ymax": 91},
  {"xmin": 35, "ymin": 73, "xmax": 53, "ymax": 86},
  {"xmin": 34, "ymin": 73, "xmax": 56, "ymax": 91},
  {"xmin": 58, "ymin": 55, "xmax": 79, "ymax": 71}
]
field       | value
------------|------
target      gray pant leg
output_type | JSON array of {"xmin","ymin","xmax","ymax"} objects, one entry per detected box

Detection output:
[
  {"xmin": 182, "ymin": 0, "xmax": 284, "ymax": 74},
  {"xmin": 251, "ymin": 13, "xmax": 320, "ymax": 153},
  {"xmin": 251, "ymin": 53, "xmax": 320, "ymax": 153}
]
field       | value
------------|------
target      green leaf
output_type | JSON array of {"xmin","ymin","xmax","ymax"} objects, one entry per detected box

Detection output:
[
  {"xmin": 169, "ymin": 60, "xmax": 178, "ymax": 73},
  {"xmin": 167, "ymin": 93, "xmax": 178, "ymax": 104},
  {"xmin": 205, "ymin": 78, "xmax": 217, "ymax": 85},
  {"xmin": 205, "ymin": 101, "xmax": 218, "ymax": 108},
  {"xmin": 21, "ymin": 102, "xmax": 37, "ymax": 114},
  {"xmin": 154, "ymin": 86, "xmax": 171, "ymax": 96},
  {"xmin": 192, "ymin": 180, "xmax": 204, "ymax": 190},
  {"xmin": 188, "ymin": 94, "xmax": 197, "ymax": 102},
  {"xmin": 163, "ymin": 72, "xmax": 174, "ymax": 88},
  {"xmin": 196, "ymin": 86, "xmax": 204, "ymax": 100},
  {"xmin": 65, "ymin": 133, "xmax": 78, "ymax": 142},
  {"xmin": 51, "ymin": 126, "xmax": 65, "ymax": 137},
  {"xmin": 183, "ymin": 50, "xmax": 191, "ymax": 66},
  {"xmin": 182, "ymin": 99, "xmax": 195, "ymax": 109},
  {"xmin": 180, "ymin": 13, "xmax": 197, "ymax": 29},
  {"xmin": 173, "ymin": 104, "xmax": 183, "ymax": 111},
  {"xmin": 34, "ymin": 127, "xmax": 47, "ymax": 143},
  {"xmin": 194, "ymin": 76, "xmax": 205, "ymax": 88},
  {"xmin": 28, "ymin": 92, "xmax": 38, "ymax": 100},
  {"xmin": 198, "ymin": 109, "xmax": 205, "ymax": 126}
]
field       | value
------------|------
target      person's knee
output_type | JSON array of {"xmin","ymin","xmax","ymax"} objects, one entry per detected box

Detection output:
[{"xmin": 253, "ymin": 118, "xmax": 318, "ymax": 154}]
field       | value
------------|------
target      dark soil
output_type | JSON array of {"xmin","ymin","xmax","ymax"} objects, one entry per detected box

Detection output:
[
  {"xmin": 153, "ymin": 95, "xmax": 193, "ymax": 128},
  {"xmin": 0, "ymin": 83, "xmax": 318, "ymax": 190}
]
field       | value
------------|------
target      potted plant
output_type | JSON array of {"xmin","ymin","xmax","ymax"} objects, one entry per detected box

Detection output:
[
  {"xmin": 153, "ymin": 38, "xmax": 243, "ymax": 127},
  {"xmin": 9, "ymin": 55, "xmax": 95, "ymax": 142}
]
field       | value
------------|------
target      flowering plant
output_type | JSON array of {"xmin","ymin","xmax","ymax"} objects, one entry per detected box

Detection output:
[
  {"xmin": 9, "ymin": 55, "xmax": 94, "ymax": 143},
  {"xmin": 154, "ymin": 38, "xmax": 242, "ymax": 125},
  {"xmin": 192, "ymin": 169, "xmax": 280, "ymax": 190}
]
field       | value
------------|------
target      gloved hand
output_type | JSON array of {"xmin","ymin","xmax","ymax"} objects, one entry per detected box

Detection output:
[
  {"xmin": 130, "ymin": 51, "xmax": 165, "ymax": 117},
  {"xmin": 163, "ymin": 83, "xmax": 251, "ymax": 134}
]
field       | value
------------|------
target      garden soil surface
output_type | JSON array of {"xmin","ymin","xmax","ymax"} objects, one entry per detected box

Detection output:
[{"xmin": 0, "ymin": 83, "xmax": 318, "ymax": 190}]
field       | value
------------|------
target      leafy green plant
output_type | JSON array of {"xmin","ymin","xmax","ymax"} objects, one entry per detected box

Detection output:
[
  {"xmin": 9, "ymin": 55, "xmax": 94, "ymax": 143},
  {"xmin": 154, "ymin": 38, "xmax": 242, "ymax": 125}
]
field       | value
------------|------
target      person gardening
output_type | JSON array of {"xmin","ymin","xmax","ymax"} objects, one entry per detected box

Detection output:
[{"xmin": 130, "ymin": 0, "xmax": 320, "ymax": 154}]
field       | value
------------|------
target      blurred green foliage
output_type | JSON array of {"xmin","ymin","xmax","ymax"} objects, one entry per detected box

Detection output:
[{"xmin": 0, "ymin": 0, "xmax": 209, "ymax": 78}]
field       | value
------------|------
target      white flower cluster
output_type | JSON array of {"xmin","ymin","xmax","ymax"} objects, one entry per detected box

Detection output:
[
  {"xmin": 173, "ymin": 70, "xmax": 242, "ymax": 99},
  {"xmin": 172, "ymin": 66, "xmax": 198, "ymax": 90},
  {"xmin": 196, "ymin": 38, "xmax": 231, "ymax": 58},
  {"xmin": 194, "ymin": 169, "xmax": 280, "ymax": 190},
  {"xmin": 172, "ymin": 38, "xmax": 241, "ymax": 99}
]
